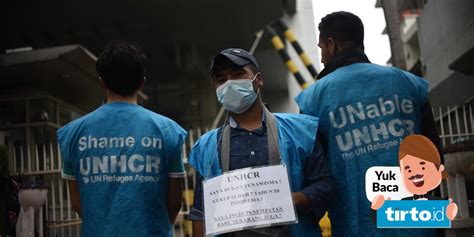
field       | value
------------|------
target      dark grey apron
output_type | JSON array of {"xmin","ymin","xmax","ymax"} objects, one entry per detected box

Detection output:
[{"xmin": 218, "ymin": 107, "xmax": 290, "ymax": 237}]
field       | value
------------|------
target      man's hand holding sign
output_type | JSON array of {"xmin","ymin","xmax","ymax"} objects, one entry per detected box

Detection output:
[
  {"xmin": 203, "ymin": 165, "xmax": 297, "ymax": 236},
  {"xmin": 369, "ymin": 134, "xmax": 458, "ymax": 228}
]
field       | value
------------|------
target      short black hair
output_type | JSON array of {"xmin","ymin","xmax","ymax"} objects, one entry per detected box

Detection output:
[
  {"xmin": 96, "ymin": 41, "xmax": 147, "ymax": 96},
  {"xmin": 318, "ymin": 11, "xmax": 365, "ymax": 50}
]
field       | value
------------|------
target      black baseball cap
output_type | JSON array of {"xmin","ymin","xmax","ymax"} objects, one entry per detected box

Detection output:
[{"xmin": 210, "ymin": 48, "xmax": 259, "ymax": 73}]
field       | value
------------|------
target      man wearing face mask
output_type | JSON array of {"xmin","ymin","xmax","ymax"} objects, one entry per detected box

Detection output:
[{"xmin": 188, "ymin": 48, "xmax": 335, "ymax": 237}]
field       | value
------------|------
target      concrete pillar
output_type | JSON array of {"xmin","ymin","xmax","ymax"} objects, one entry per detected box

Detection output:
[
  {"xmin": 284, "ymin": 0, "xmax": 319, "ymax": 112},
  {"xmin": 0, "ymin": 131, "xmax": 7, "ymax": 146},
  {"xmin": 259, "ymin": 0, "xmax": 319, "ymax": 113},
  {"xmin": 447, "ymin": 174, "xmax": 469, "ymax": 219}
]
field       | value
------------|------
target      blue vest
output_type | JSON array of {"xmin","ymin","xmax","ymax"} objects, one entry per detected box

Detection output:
[
  {"xmin": 189, "ymin": 113, "xmax": 321, "ymax": 237},
  {"xmin": 57, "ymin": 102, "xmax": 187, "ymax": 237},
  {"xmin": 295, "ymin": 63, "xmax": 434, "ymax": 236}
]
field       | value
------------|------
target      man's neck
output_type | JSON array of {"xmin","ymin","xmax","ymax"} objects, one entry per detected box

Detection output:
[
  {"xmin": 230, "ymin": 99, "xmax": 263, "ymax": 131},
  {"xmin": 106, "ymin": 90, "xmax": 138, "ymax": 104}
]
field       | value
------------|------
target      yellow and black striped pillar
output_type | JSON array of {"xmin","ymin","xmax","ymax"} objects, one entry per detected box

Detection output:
[
  {"xmin": 275, "ymin": 20, "xmax": 319, "ymax": 80},
  {"xmin": 266, "ymin": 26, "xmax": 309, "ymax": 89}
]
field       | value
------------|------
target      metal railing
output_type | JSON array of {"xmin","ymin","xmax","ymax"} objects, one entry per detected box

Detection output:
[
  {"xmin": 9, "ymin": 143, "xmax": 81, "ymax": 237},
  {"xmin": 7, "ymin": 127, "xmax": 208, "ymax": 237},
  {"xmin": 435, "ymin": 103, "xmax": 474, "ymax": 146},
  {"xmin": 434, "ymin": 102, "xmax": 474, "ymax": 204}
]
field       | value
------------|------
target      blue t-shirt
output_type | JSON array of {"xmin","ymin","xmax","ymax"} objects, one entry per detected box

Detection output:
[
  {"xmin": 57, "ymin": 102, "xmax": 187, "ymax": 237},
  {"xmin": 295, "ymin": 63, "xmax": 433, "ymax": 236}
]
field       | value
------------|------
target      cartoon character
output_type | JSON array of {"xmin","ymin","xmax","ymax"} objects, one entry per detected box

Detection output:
[{"xmin": 371, "ymin": 134, "xmax": 458, "ymax": 220}]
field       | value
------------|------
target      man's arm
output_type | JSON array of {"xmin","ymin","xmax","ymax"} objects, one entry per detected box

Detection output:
[
  {"xmin": 67, "ymin": 180, "xmax": 82, "ymax": 217},
  {"xmin": 192, "ymin": 221, "xmax": 205, "ymax": 237},
  {"xmin": 190, "ymin": 174, "xmax": 205, "ymax": 237},
  {"xmin": 167, "ymin": 136, "xmax": 187, "ymax": 224},
  {"xmin": 61, "ymin": 152, "xmax": 81, "ymax": 218},
  {"xmin": 292, "ymin": 192, "xmax": 311, "ymax": 211},
  {"xmin": 167, "ymin": 177, "xmax": 184, "ymax": 224},
  {"xmin": 296, "ymin": 137, "xmax": 335, "ymax": 220}
]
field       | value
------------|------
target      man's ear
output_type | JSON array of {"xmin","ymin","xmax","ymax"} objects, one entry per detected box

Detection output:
[
  {"xmin": 439, "ymin": 164, "xmax": 445, "ymax": 172},
  {"xmin": 256, "ymin": 73, "xmax": 264, "ymax": 88},
  {"xmin": 327, "ymin": 37, "xmax": 336, "ymax": 56}
]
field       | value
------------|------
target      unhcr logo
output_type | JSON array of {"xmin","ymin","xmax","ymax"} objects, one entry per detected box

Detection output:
[
  {"xmin": 80, "ymin": 155, "xmax": 160, "ymax": 175},
  {"xmin": 79, "ymin": 155, "xmax": 161, "ymax": 184},
  {"xmin": 328, "ymin": 94, "xmax": 416, "ymax": 153},
  {"xmin": 76, "ymin": 135, "xmax": 164, "ymax": 184}
]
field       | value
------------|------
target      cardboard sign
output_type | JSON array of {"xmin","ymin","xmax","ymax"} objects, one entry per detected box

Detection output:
[{"xmin": 203, "ymin": 165, "xmax": 297, "ymax": 236}]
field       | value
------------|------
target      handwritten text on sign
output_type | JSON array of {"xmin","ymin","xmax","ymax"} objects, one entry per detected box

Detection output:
[{"xmin": 203, "ymin": 165, "xmax": 296, "ymax": 236}]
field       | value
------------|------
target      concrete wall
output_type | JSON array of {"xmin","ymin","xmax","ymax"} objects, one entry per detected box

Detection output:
[
  {"xmin": 417, "ymin": 0, "xmax": 474, "ymax": 107},
  {"xmin": 400, "ymin": 15, "xmax": 421, "ymax": 72},
  {"xmin": 284, "ymin": 0, "xmax": 319, "ymax": 113}
]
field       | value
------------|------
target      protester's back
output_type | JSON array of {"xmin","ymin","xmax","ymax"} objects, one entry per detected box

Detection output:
[
  {"xmin": 296, "ymin": 62, "xmax": 436, "ymax": 236},
  {"xmin": 55, "ymin": 41, "xmax": 186, "ymax": 237},
  {"xmin": 58, "ymin": 101, "xmax": 186, "ymax": 236}
]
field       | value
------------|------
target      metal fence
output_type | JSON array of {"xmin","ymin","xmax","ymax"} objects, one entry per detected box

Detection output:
[
  {"xmin": 434, "ymin": 103, "xmax": 474, "ymax": 146},
  {"xmin": 7, "ymin": 127, "xmax": 209, "ymax": 237},
  {"xmin": 9, "ymin": 143, "xmax": 81, "ymax": 237},
  {"xmin": 174, "ymin": 127, "xmax": 208, "ymax": 237},
  {"xmin": 434, "ymin": 102, "xmax": 473, "ymax": 202}
]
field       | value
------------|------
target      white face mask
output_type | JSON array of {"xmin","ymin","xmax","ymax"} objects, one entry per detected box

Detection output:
[{"xmin": 216, "ymin": 73, "xmax": 259, "ymax": 114}]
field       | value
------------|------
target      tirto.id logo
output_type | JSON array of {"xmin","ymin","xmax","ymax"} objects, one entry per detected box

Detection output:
[
  {"xmin": 377, "ymin": 200, "xmax": 451, "ymax": 228},
  {"xmin": 385, "ymin": 206, "xmax": 445, "ymax": 222}
]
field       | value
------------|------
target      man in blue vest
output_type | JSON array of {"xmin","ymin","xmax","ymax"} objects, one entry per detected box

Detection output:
[
  {"xmin": 189, "ymin": 48, "xmax": 335, "ymax": 237},
  {"xmin": 57, "ymin": 41, "xmax": 187, "ymax": 237},
  {"xmin": 295, "ymin": 12, "xmax": 443, "ymax": 236}
]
